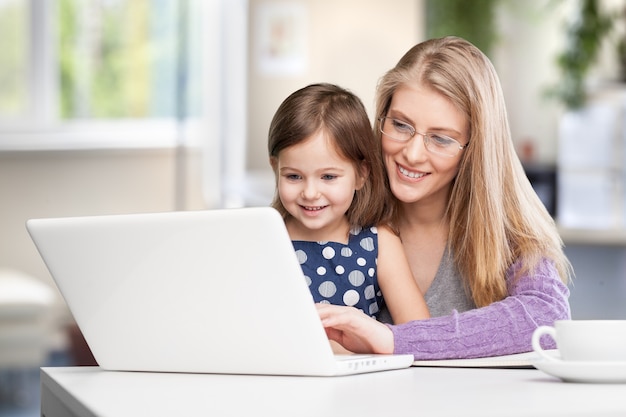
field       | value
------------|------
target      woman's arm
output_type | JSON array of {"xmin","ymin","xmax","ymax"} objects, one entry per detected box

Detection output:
[
  {"xmin": 318, "ymin": 258, "xmax": 570, "ymax": 359},
  {"xmin": 391, "ymin": 259, "xmax": 571, "ymax": 359},
  {"xmin": 376, "ymin": 225, "xmax": 430, "ymax": 323}
]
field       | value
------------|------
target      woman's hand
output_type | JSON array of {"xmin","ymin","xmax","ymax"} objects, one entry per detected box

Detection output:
[{"xmin": 316, "ymin": 304, "xmax": 395, "ymax": 354}]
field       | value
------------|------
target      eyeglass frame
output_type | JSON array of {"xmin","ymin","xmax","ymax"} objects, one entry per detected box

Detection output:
[{"xmin": 377, "ymin": 116, "xmax": 468, "ymax": 158}]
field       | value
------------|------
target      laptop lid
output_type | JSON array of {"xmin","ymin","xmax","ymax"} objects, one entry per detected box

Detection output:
[{"xmin": 27, "ymin": 207, "xmax": 413, "ymax": 376}]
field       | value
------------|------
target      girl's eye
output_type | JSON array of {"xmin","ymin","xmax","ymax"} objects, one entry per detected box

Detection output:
[
  {"xmin": 321, "ymin": 174, "xmax": 337, "ymax": 181},
  {"xmin": 285, "ymin": 174, "xmax": 301, "ymax": 180}
]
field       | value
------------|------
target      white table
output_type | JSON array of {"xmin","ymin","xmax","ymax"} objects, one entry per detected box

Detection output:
[{"xmin": 41, "ymin": 366, "xmax": 626, "ymax": 417}]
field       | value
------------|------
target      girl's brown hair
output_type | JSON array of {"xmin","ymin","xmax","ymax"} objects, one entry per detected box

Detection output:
[{"xmin": 268, "ymin": 83, "xmax": 391, "ymax": 229}]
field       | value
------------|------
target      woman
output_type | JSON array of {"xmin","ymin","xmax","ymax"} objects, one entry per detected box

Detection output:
[{"xmin": 317, "ymin": 36, "xmax": 572, "ymax": 359}]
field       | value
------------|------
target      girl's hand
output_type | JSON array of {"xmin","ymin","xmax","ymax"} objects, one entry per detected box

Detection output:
[{"xmin": 316, "ymin": 304, "xmax": 394, "ymax": 354}]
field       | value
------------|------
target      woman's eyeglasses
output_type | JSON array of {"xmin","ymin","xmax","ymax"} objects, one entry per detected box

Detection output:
[{"xmin": 378, "ymin": 117, "xmax": 468, "ymax": 158}]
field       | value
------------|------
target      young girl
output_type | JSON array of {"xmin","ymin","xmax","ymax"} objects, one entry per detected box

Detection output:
[{"xmin": 268, "ymin": 83, "xmax": 429, "ymax": 324}]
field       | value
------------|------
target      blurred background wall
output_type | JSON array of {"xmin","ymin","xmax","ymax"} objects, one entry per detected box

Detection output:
[{"xmin": 1, "ymin": 2, "xmax": 626, "ymax": 405}]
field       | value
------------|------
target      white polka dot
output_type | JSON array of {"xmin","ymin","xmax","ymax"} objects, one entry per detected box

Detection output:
[
  {"xmin": 319, "ymin": 300, "xmax": 330, "ymax": 305},
  {"xmin": 317, "ymin": 266, "xmax": 327, "ymax": 275},
  {"xmin": 348, "ymin": 270, "xmax": 365, "ymax": 287},
  {"xmin": 371, "ymin": 226, "xmax": 378, "ymax": 234},
  {"xmin": 360, "ymin": 237, "xmax": 375, "ymax": 251},
  {"xmin": 318, "ymin": 281, "xmax": 337, "ymax": 297},
  {"xmin": 368, "ymin": 267, "xmax": 375, "ymax": 277},
  {"xmin": 322, "ymin": 246, "xmax": 335, "ymax": 259},
  {"xmin": 295, "ymin": 250, "xmax": 307, "ymax": 264},
  {"xmin": 335, "ymin": 265, "xmax": 345, "ymax": 274},
  {"xmin": 343, "ymin": 289, "xmax": 360, "ymax": 306},
  {"xmin": 357, "ymin": 257, "xmax": 366, "ymax": 266},
  {"xmin": 364, "ymin": 285, "xmax": 375, "ymax": 299},
  {"xmin": 369, "ymin": 302, "xmax": 379, "ymax": 315},
  {"xmin": 341, "ymin": 247, "xmax": 353, "ymax": 257},
  {"xmin": 304, "ymin": 275, "xmax": 312, "ymax": 286},
  {"xmin": 350, "ymin": 226, "xmax": 362, "ymax": 235}
]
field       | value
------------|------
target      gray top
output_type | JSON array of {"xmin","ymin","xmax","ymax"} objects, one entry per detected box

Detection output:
[
  {"xmin": 423, "ymin": 245, "xmax": 476, "ymax": 317},
  {"xmin": 379, "ymin": 246, "xmax": 475, "ymax": 323}
]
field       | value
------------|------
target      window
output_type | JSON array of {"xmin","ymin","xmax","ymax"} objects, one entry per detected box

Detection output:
[
  {"xmin": 0, "ymin": 0, "xmax": 29, "ymax": 120},
  {"xmin": 0, "ymin": 0, "xmax": 207, "ymax": 149}
]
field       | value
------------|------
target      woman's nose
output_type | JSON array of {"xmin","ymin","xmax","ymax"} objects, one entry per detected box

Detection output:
[{"xmin": 403, "ymin": 134, "xmax": 428, "ymax": 163}]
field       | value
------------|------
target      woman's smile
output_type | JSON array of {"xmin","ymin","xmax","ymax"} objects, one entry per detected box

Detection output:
[
  {"xmin": 398, "ymin": 164, "xmax": 429, "ymax": 180},
  {"xmin": 382, "ymin": 84, "xmax": 468, "ymax": 206}
]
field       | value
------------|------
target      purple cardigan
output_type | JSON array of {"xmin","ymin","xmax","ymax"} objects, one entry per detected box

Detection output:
[{"xmin": 391, "ymin": 259, "xmax": 571, "ymax": 359}]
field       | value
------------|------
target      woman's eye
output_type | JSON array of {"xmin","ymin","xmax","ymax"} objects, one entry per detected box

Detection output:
[
  {"xmin": 430, "ymin": 134, "xmax": 456, "ymax": 147},
  {"xmin": 392, "ymin": 119, "xmax": 413, "ymax": 133}
]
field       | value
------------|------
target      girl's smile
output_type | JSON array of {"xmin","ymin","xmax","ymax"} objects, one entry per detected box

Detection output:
[{"xmin": 272, "ymin": 130, "xmax": 366, "ymax": 243}]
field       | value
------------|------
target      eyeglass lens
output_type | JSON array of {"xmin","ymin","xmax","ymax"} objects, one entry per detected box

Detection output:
[{"xmin": 379, "ymin": 117, "xmax": 463, "ymax": 157}]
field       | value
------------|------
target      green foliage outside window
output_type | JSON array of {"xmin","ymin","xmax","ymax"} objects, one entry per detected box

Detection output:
[
  {"xmin": 545, "ymin": 0, "xmax": 614, "ymax": 109},
  {"xmin": 58, "ymin": 0, "xmax": 155, "ymax": 119},
  {"xmin": 425, "ymin": 0, "xmax": 500, "ymax": 57},
  {"xmin": 0, "ymin": 2, "xmax": 27, "ymax": 117}
]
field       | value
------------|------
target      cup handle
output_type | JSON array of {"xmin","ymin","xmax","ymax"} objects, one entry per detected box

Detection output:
[{"xmin": 532, "ymin": 325, "xmax": 559, "ymax": 361}]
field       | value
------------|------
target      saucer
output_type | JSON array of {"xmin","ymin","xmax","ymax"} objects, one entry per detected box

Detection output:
[{"xmin": 533, "ymin": 358, "xmax": 626, "ymax": 383}]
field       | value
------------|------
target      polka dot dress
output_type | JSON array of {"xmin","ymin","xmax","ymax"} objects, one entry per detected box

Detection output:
[{"xmin": 292, "ymin": 226, "xmax": 383, "ymax": 318}]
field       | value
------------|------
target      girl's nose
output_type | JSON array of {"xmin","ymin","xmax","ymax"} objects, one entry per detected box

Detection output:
[{"xmin": 302, "ymin": 181, "xmax": 320, "ymax": 200}]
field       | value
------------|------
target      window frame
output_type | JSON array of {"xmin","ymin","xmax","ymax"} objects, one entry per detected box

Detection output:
[{"xmin": 0, "ymin": 0, "xmax": 210, "ymax": 151}]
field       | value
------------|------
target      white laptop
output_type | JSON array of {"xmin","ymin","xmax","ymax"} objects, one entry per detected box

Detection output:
[{"xmin": 26, "ymin": 207, "xmax": 413, "ymax": 376}]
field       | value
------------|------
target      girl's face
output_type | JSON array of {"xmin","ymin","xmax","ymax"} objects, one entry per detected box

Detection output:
[
  {"xmin": 272, "ymin": 131, "xmax": 366, "ymax": 242},
  {"xmin": 382, "ymin": 83, "xmax": 469, "ymax": 212}
]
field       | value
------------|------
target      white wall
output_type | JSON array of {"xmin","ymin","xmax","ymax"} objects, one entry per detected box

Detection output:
[
  {"xmin": 494, "ymin": 0, "xmax": 572, "ymax": 164},
  {"xmin": 246, "ymin": 0, "xmax": 423, "ymax": 173}
]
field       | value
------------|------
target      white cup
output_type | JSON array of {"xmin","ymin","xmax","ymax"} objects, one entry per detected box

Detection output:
[{"xmin": 532, "ymin": 320, "xmax": 626, "ymax": 362}]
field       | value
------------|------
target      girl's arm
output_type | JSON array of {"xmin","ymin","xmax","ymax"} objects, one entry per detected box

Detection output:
[
  {"xmin": 376, "ymin": 225, "xmax": 430, "ymax": 323},
  {"xmin": 317, "ymin": 303, "xmax": 394, "ymax": 355},
  {"xmin": 391, "ymin": 258, "xmax": 571, "ymax": 359}
]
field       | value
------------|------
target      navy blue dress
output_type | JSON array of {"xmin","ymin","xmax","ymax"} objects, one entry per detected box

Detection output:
[{"xmin": 292, "ymin": 226, "xmax": 383, "ymax": 318}]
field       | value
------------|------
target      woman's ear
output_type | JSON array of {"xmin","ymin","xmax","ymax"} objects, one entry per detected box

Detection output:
[{"xmin": 356, "ymin": 161, "xmax": 369, "ymax": 190}]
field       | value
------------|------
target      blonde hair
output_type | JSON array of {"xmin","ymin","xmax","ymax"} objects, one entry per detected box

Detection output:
[
  {"xmin": 268, "ymin": 83, "xmax": 391, "ymax": 229},
  {"xmin": 374, "ymin": 36, "xmax": 571, "ymax": 307}
]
